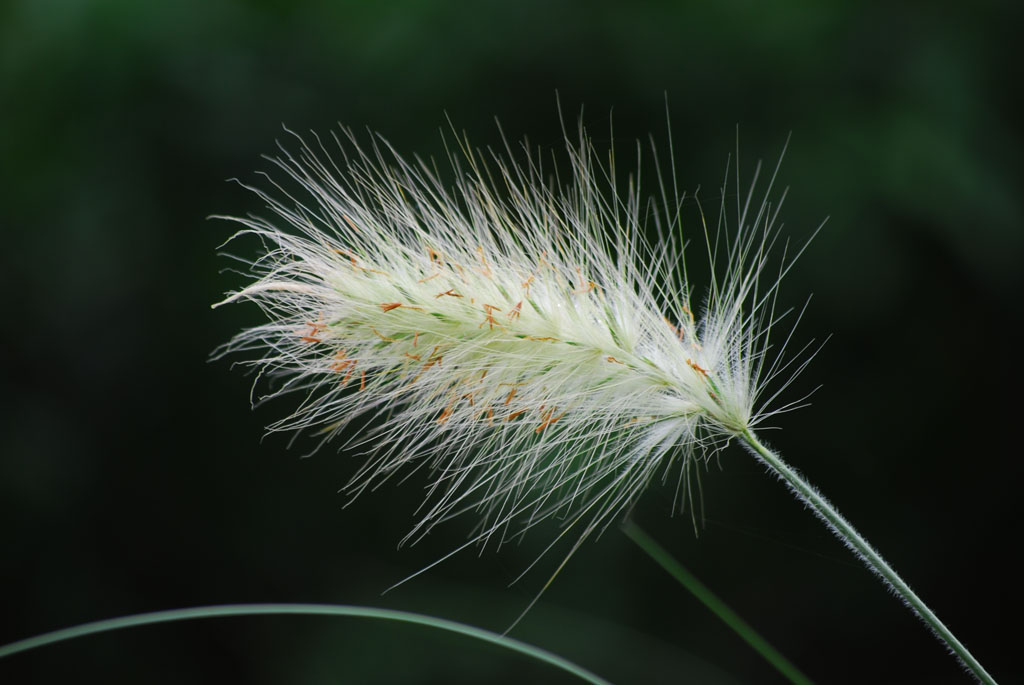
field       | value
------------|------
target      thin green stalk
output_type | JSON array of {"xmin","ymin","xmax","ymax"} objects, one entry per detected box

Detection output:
[
  {"xmin": 740, "ymin": 429, "xmax": 996, "ymax": 685},
  {"xmin": 623, "ymin": 520, "xmax": 813, "ymax": 685},
  {"xmin": 0, "ymin": 603, "xmax": 612, "ymax": 685}
]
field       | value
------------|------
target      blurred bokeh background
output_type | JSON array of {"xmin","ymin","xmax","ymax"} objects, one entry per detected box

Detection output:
[{"xmin": 2, "ymin": 1, "xmax": 1021, "ymax": 683}]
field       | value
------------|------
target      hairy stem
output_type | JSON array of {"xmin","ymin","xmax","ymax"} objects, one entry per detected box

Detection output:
[
  {"xmin": 623, "ymin": 520, "xmax": 813, "ymax": 685},
  {"xmin": 740, "ymin": 430, "xmax": 996, "ymax": 685},
  {"xmin": 0, "ymin": 603, "xmax": 611, "ymax": 685}
]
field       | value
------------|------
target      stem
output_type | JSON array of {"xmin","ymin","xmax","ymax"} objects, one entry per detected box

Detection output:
[
  {"xmin": 739, "ymin": 429, "xmax": 996, "ymax": 685},
  {"xmin": 0, "ymin": 603, "xmax": 611, "ymax": 685},
  {"xmin": 623, "ymin": 520, "xmax": 813, "ymax": 685}
]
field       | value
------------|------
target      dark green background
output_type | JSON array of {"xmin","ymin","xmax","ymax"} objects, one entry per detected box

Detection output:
[{"xmin": 2, "ymin": 1, "xmax": 1020, "ymax": 683}]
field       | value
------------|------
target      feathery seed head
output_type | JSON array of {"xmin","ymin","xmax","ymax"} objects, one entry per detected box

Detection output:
[{"xmin": 213, "ymin": 119, "xmax": 812, "ymax": 558}]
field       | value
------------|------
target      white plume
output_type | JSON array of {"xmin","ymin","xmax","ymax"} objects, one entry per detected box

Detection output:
[{"xmin": 213, "ymin": 118, "xmax": 816, "ymax": 569}]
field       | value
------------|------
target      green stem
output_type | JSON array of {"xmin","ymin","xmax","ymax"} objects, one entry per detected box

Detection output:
[
  {"xmin": 0, "ymin": 603, "xmax": 611, "ymax": 685},
  {"xmin": 623, "ymin": 520, "xmax": 813, "ymax": 685},
  {"xmin": 739, "ymin": 429, "xmax": 996, "ymax": 685}
]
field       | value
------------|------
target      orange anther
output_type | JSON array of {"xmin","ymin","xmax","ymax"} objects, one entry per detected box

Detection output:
[
  {"xmin": 479, "ymin": 304, "xmax": 503, "ymax": 331},
  {"xmin": 664, "ymin": 316, "xmax": 683, "ymax": 340},
  {"xmin": 572, "ymin": 280, "xmax": 599, "ymax": 295},
  {"xmin": 687, "ymin": 359, "xmax": 709, "ymax": 377},
  {"xmin": 404, "ymin": 352, "xmax": 422, "ymax": 361},
  {"xmin": 378, "ymin": 301, "xmax": 423, "ymax": 311},
  {"xmin": 436, "ymin": 289, "xmax": 462, "ymax": 298},
  {"xmin": 332, "ymin": 248, "xmax": 359, "ymax": 268},
  {"xmin": 341, "ymin": 363, "xmax": 355, "ymax": 385},
  {"xmin": 606, "ymin": 356, "xmax": 625, "ymax": 365},
  {"xmin": 507, "ymin": 301, "xmax": 522, "ymax": 321},
  {"xmin": 507, "ymin": 409, "xmax": 526, "ymax": 421},
  {"xmin": 299, "ymin": 316, "xmax": 326, "ymax": 342},
  {"xmin": 522, "ymin": 275, "xmax": 534, "ymax": 297},
  {"xmin": 476, "ymin": 246, "xmax": 492, "ymax": 277},
  {"xmin": 504, "ymin": 387, "xmax": 517, "ymax": 405},
  {"xmin": 435, "ymin": 393, "xmax": 459, "ymax": 425},
  {"xmin": 360, "ymin": 370, "xmax": 366, "ymax": 391},
  {"xmin": 370, "ymin": 327, "xmax": 396, "ymax": 342},
  {"xmin": 330, "ymin": 350, "xmax": 354, "ymax": 372},
  {"xmin": 418, "ymin": 272, "xmax": 441, "ymax": 283},
  {"xmin": 413, "ymin": 331, "xmax": 419, "ymax": 347},
  {"xmin": 411, "ymin": 349, "xmax": 442, "ymax": 385},
  {"xmin": 536, "ymin": 407, "xmax": 565, "ymax": 433}
]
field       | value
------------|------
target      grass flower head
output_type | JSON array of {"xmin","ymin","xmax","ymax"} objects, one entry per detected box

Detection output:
[{"xmin": 213, "ymin": 119, "xmax": 813, "ymax": 565}]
